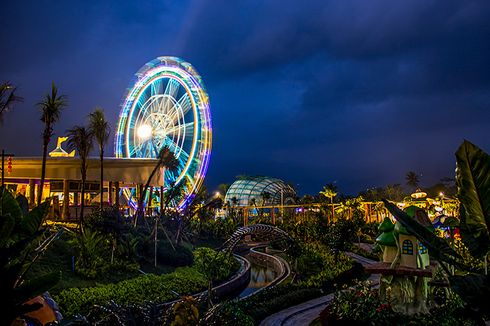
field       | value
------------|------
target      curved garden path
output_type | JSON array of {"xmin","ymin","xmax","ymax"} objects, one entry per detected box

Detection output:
[{"xmin": 260, "ymin": 252, "xmax": 378, "ymax": 326}]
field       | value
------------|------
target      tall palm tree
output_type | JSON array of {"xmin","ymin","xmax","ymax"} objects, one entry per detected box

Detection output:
[
  {"xmin": 137, "ymin": 146, "xmax": 179, "ymax": 220},
  {"xmin": 405, "ymin": 171, "xmax": 420, "ymax": 191},
  {"xmin": 37, "ymin": 82, "xmax": 67, "ymax": 205},
  {"xmin": 66, "ymin": 125, "xmax": 93, "ymax": 232},
  {"xmin": 261, "ymin": 191, "xmax": 271, "ymax": 206},
  {"xmin": 88, "ymin": 108, "xmax": 111, "ymax": 211},
  {"xmin": 0, "ymin": 82, "xmax": 23, "ymax": 124},
  {"xmin": 320, "ymin": 183, "xmax": 338, "ymax": 222}
]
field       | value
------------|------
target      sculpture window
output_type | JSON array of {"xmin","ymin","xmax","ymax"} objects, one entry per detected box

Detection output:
[
  {"xmin": 402, "ymin": 239, "xmax": 413, "ymax": 255},
  {"xmin": 419, "ymin": 243, "xmax": 428, "ymax": 254}
]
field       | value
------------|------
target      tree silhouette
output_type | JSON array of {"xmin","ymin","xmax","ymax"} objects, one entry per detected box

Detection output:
[
  {"xmin": 88, "ymin": 108, "xmax": 111, "ymax": 211},
  {"xmin": 66, "ymin": 125, "xmax": 93, "ymax": 232},
  {"xmin": 405, "ymin": 171, "xmax": 420, "ymax": 190},
  {"xmin": 0, "ymin": 82, "xmax": 23, "ymax": 124},
  {"xmin": 37, "ymin": 82, "xmax": 67, "ymax": 205}
]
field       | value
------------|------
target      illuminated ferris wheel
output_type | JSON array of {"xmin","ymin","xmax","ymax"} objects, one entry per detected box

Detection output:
[{"xmin": 115, "ymin": 57, "xmax": 212, "ymax": 209}]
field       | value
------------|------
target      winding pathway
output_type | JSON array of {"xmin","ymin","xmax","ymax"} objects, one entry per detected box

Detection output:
[{"xmin": 260, "ymin": 252, "xmax": 378, "ymax": 326}]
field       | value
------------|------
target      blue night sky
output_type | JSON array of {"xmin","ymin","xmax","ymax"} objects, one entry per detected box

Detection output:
[{"xmin": 1, "ymin": 0, "xmax": 489, "ymax": 195}]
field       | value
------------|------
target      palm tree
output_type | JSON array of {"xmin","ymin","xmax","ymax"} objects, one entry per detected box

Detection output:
[
  {"xmin": 261, "ymin": 191, "xmax": 271, "ymax": 206},
  {"xmin": 0, "ymin": 82, "xmax": 23, "ymax": 124},
  {"xmin": 405, "ymin": 171, "xmax": 420, "ymax": 191},
  {"xmin": 66, "ymin": 126, "xmax": 93, "ymax": 232},
  {"xmin": 137, "ymin": 146, "xmax": 179, "ymax": 220},
  {"xmin": 88, "ymin": 108, "xmax": 111, "ymax": 211},
  {"xmin": 37, "ymin": 83, "xmax": 67, "ymax": 205},
  {"xmin": 320, "ymin": 183, "xmax": 338, "ymax": 222}
]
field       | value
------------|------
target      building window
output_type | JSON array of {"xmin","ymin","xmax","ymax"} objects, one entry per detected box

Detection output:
[
  {"xmin": 402, "ymin": 240, "xmax": 413, "ymax": 255},
  {"xmin": 419, "ymin": 243, "xmax": 428, "ymax": 254}
]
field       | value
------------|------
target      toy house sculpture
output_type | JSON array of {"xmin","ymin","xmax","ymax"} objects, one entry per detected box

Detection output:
[{"xmin": 368, "ymin": 205, "xmax": 435, "ymax": 315}]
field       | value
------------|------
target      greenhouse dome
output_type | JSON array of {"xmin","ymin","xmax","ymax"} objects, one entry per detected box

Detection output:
[{"xmin": 224, "ymin": 176, "xmax": 296, "ymax": 206}]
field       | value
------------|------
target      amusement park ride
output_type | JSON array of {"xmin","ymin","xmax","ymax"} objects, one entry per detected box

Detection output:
[
  {"xmin": 114, "ymin": 56, "xmax": 212, "ymax": 211},
  {"xmin": 4, "ymin": 57, "xmax": 212, "ymax": 216}
]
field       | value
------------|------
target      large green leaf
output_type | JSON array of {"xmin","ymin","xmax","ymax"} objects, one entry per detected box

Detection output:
[
  {"xmin": 13, "ymin": 271, "xmax": 61, "ymax": 304},
  {"xmin": 382, "ymin": 200, "xmax": 464, "ymax": 267},
  {"xmin": 0, "ymin": 190, "xmax": 22, "ymax": 223},
  {"xmin": 456, "ymin": 140, "xmax": 490, "ymax": 258},
  {"xmin": 0, "ymin": 213, "xmax": 16, "ymax": 247},
  {"xmin": 449, "ymin": 274, "xmax": 490, "ymax": 313},
  {"xmin": 18, "ymin": 201, "xmax": 50, "ymax": 236},
  {"xmin": 16, "ymin": 195, "xmax": 29, "ymax": 216}
]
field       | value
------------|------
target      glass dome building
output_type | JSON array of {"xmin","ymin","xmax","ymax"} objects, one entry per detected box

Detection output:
[{"xmin": 224, "ymin": 176, "xmax": 296, "ymax": 206}]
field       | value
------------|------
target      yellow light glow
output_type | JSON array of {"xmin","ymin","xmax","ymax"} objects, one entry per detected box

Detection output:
[{"xmin": 137, "ymin": 124, "xmax": 152, "ymax": 139}]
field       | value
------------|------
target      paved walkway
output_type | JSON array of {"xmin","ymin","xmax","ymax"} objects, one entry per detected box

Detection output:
[{"xmin": 260, "ymin": 253, "xmax": 378, "ymax": 326}]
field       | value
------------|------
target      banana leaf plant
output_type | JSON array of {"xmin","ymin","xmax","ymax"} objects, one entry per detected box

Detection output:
[
  {"xmin": 382, "ymin": 140, "xmax": 490, "ymax": 316},
  {"xmin": 0, "ymin": 187, "xmax": 61, "ymax": 326}
]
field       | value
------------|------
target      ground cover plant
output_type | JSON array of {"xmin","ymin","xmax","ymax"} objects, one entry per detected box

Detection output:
[{"xmin": 55, "ymin": 247, "xmax": 238, "ymax": 318}]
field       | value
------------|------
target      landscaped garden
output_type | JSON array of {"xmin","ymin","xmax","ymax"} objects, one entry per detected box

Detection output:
[{"xmin": 2, "ymin": 81, "xmax": 490, "ymax": 325}]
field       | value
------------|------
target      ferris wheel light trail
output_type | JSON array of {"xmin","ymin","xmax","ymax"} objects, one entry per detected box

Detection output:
[{"xmin": 115, "ymin": 56, "xmax": 212, "ymax": 210}]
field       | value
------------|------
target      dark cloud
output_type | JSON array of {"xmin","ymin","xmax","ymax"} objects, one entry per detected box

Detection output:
[{"xmin": 1, "ymin": 0, "xmax": 489, "ymax": 195}]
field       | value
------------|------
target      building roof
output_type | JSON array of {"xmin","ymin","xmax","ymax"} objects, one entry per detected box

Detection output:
[
  {"xmin": 5, "ymin": 157, "xmax": 164, "ymax": 186},
  {"xmin": 224, "ymin": 176, "xmax": 296, "ymax": 206}
]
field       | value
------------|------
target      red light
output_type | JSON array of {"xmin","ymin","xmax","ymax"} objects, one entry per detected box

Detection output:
[{"xmin": 7, "ymin": 157, "xmax": 12, "ymax": 174}]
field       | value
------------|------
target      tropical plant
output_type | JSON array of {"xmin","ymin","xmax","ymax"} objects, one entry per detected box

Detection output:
[
  {"xmin": 217, "ymin": 183, "xmax": 230, "ymax": 197},
  {"xmin": 320, "ymin": 183, "xmax": 338, "ymax": 222},
  {"xmin": 383, "ymin": 141, "xmax": 490, "ymax": 319},
  {"xmin": 69, "ymin": 228, "xmax": 109, "ymax": 279},
  {"xmin": 384, "ymin": 184, "xmax": 405, "ymax": 202},
  {"xmin": 66, "ymin": 125, "xmax": 94, "ymax": 231},
  {"xmin": 0, "ymin": 81, "xmax": 23, "ymax": 124},
  {"xmin": 192, "ymin": 247, "xmax": 238, "ymax": 307},
  {"xmin": 37, "ymin": 82, "xmax": 67, "ymax": 205},
  {"xmin": 405, "ymin": 171, "xmax": 420, "ymax": 191},
  {"xmin": 261, "ymin": 191, "xmax": 271, "ymax": 206},
  {"xmin": 137, "ymin": 146, "xmax": 179, "ymax": 220},
  {"xmin": 88, "ymin": 108, "xmax": 111, "ymax": 211},
  {"xmin": 170, "ymin": 296, "xmax": 199, "ymax": 326},
  {"xmin": 0, "ymin": 187, "xmax": 60, "ymax": 326}
]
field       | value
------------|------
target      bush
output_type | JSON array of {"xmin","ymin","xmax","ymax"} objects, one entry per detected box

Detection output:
[
  {"xmin": 193, "ymin": 247, "xmax": 240, "ymax": 284},
  {"xmin": 157, "ymin": 242, "xmax": 194, "ymax": 267},
  {"xmin": 56, "ymin": 248, "xmax": 241, "ymax": 318},
  {"xmin": 55, "ymin": 267, "xmax": 207, "ymax": 317},
  {"xmin": 204, "ymin": 301, "xmax": 255, "ymax": 326},
  {"xmin": 295, "ymin": 242, "xmax": 353, "ymax": 288},
  {"xmin": 69, "ymin": 229, "xmax": 111, "ymax": 278}
]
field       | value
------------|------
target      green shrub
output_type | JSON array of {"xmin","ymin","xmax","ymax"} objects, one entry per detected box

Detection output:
[
  {"xmin": 205, "ymin": 301, "xmax": 255, "ymax": 326},
  {"xmin": 157, "ymin": 242, "xmax": 194, "ymax": 267},
  {"xmin": 55, "ymin": 267, "xmax": 207, "ymax": 317},
  {"xmin": 56, "ymin": 248, "xmax": 241, "ymax": 318},
  {"xmin": 295, "ymin": 242, "xmax": 353, "ymax": 288},
  {"xmin": 193, "ymin": 247, "xmax": 239, "ymax": 284},
  {"xmin": 69, "ymin": 229, "xmax": 111, "ymax": 279}
]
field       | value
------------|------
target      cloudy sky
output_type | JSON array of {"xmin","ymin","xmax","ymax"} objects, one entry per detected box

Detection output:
[{"xmin": 1, "ymin": 0, "xmax": 489, "ymax": 195}]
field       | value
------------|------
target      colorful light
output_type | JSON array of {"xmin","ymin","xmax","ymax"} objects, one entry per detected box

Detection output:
[{"xmin": 115, "ymin": 57, "xmax": 212, "ymax": 210}]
